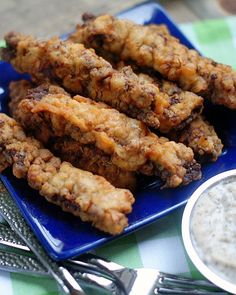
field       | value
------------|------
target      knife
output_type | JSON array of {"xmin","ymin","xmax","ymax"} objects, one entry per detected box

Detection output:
[{"xmin": 0, "ymin": 180, "xmax": 86, "ymax": 295}]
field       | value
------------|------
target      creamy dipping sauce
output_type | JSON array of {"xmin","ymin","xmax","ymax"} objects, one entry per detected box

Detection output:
[{"xmin": 191, "ymin": 178, "xmax": 236, "ymax": 284}]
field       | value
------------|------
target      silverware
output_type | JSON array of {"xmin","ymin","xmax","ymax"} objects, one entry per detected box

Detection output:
[
  {"xmin": 0, "ymin": 182, "xmax": 227, "ymax": 295},
  {"xmin": 0, "ymin": 223, "xmax": 227, "ymax": 295},
  {"xmin": 78, "ymin": 254, "xmax": 228, "ymax": 295},
  {"xmin": 0, "ymin": 244, "xmax": 228, "ymax": 295},
  {"xmin": 0, "ymin": 222, "xmax": 30, "ymax": 251},
  {"xmin": 0, "ymin": 220, "xmax": 121, "ymax": 294},
  {"xmin": 0, "ymin": 181, "xmax": 86, "ymax": 295},
  {"xmin": 0, "ymin": 249, "xmax": 50, "ymax": 277},
  {"xmin": 0, "ymin": 222, "xmax": 126, "ymax": 294}
]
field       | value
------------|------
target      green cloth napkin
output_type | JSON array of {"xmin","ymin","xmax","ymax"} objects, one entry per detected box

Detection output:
[
  {"xmin": 1, "ymin": 16, "xmax": 235, "ymax": 295},
  {"xmin": 0, "ymin": 40, "xmax": 5, "ymax": 48}
]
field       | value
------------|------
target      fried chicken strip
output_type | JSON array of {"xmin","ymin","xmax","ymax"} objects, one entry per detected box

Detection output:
[
  {"xmin": 8, "ymin": 80, "xmax": 137, "ymax": 189},
  {"xmin": 128, "ymin": 70, "xmax": 203, "ymax": 132},
  {"xmin": 15, "ymin": 85, "xmax": 201, "ymax": 188},
  {"xmin": 138, "ymin": 68, "xmax": 223, "ymax": 161},
  {"xmin": 0, "ymin": 113, "xmax": 134, "ymax": 235},
  {"xmin": 49, "ymin": 137, "xmax": 136, "ymax": 190},
  {"xmin": 1, "ymin": 32, "xmax": 160, "ymax": 128},
  {"xmin": 70, "ymin": 14, "xmax": 236, "ymax": 109},
  {"xmin": 2, "ymin": 32, "xmax": 202, "ymax": 132},
  {"xmin": 168, "ymin": 115, "xmax": 223, "ymax": 162},
  {"xmin": 8, "ymin": 80, "xmax": 33, "ymax": 116}
]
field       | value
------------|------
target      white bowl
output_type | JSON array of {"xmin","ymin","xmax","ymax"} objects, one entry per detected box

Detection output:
[{"xmin": 182, "ymin": 169, "xmax": 236, "ymax": 294}]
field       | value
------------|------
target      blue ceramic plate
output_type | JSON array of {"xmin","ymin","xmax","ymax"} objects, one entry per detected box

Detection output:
[{"xmin": 1, "ymin": 1, "xmax": 236, "ymax": 260}]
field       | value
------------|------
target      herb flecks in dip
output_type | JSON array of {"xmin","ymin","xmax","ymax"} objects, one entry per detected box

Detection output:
[{"xmin": 191, "ymin": 179, "xmax": 236, "ymax": 284}]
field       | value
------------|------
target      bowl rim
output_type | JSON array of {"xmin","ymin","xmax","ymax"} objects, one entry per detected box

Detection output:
[{"xmin": 182, "ymin": 169, "xmax": 236, "ymax": 294}]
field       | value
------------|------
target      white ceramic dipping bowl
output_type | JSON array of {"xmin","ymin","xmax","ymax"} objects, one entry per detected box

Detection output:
[{"xmin": 182, "ymin": 169, "xmax": 236, "ymax": 294}]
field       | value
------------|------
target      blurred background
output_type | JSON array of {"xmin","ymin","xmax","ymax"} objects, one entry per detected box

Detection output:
[{"xmin": 0, "ymin": 0, "xmax": 236, "ymax": 37}]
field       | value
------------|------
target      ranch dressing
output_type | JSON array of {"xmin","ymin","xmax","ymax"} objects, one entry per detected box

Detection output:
[{"xmin": 191, "ymin": 179, "xmax": 236, "ymax": 284}]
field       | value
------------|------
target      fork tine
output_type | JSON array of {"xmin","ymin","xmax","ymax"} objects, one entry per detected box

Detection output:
[
  {"xmin": 158, "ymin": 271, "xmax": 220, "ymax": 290},
  {"xmin": 156, "ymin": 286, "xmax": 228, "ymax": 294}
]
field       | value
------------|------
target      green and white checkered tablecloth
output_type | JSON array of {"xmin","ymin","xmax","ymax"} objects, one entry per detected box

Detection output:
[{"xmin": 1, "ymin": 16, "xmax": 236, "ymax": 295}]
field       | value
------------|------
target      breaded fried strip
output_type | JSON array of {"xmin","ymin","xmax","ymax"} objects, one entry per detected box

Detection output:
[
  {"xmin": 3, "ymin": 32, "xmax": 202, "ymax": 132},
  {"xmin": 9, "ymin": 80, "xmax": 69, "ymax": 120},
  {"xmin": 2, "ymin": 32, "xmax": 160, "ymax": 129},
  {"xmin": 8, "ymin": 80, "xmax": 137, "ymax": 189},
  {"xmin": 0, "ymin": 113, "xmax": 134, "ymax": 235},
  {"xmin": 168, "ymin": 116, "xmax": 223, "ymax": 162},
  {"xmin": 8, "ymin": 80, "xmax": 33, "ymax": 117},
  {"xmin": 70, "ymin": 14, "xmax": 236, "ymax": 109},
  {"xmin": 132, "ymin": 71, "xmax": 203, "ymax": 132},
  {"xmin": 9, "ymin": 80, "xmax": 68, "ymax": 117},
  {"xmin": 16, "ymin": 85, "xmax": 201, "ymax": 188},
  {"xmin": 49, "ymin": 137, "xmax": 136, "ymax": 190}
]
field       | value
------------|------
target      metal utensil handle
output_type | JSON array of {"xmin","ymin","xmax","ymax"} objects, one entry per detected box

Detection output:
[
  {"xmin": 0, "ymin": 180, "xmax": 86, "ymax": 295},
  {"xmin": 0, "ymin": 222, "xmax": 30, "ymax": 251},
  {"xmin": 0, "ymin": 249, "xmax": 50, "ymax": 276},
  {"xmin": 0, "ymin": 245, "xmax": 117, "ymax": 294},
  {"xmin": 0, "ymin": 221, "xmax": 127, "ymax": 291}
]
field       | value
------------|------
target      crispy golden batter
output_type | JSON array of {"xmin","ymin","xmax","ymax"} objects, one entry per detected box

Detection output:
[
  {"xmin": 2, "ymin": 32, "xmax": 201, "ymax": 132},
  {"xmin": 16, "ymin": 85, "xmax": 201, "ymax": 188},
  {"xmin": 168, "ymin": 116, "xmax": 223, "ymax": 162},
  {"xmin": 8, "ymin": 80, "xmax": 33, "ymax": 117},
  {"xmin": 70, "ymin": 14, "xmax": 236, "ymax": 109},
  {"xmin": 2, "ymin": 32, "xmax": 161, "ymax": 128},
  {"xmin": 8, "ymin": 80, "xmax": 136, "ymax": 189},
  {"xmin": 0, "ymin": 113, "xmax": 134, "ymax": 235},
  {"xmin": 50, "ymin": 138, "xmax": 136, "ymax": 190},
  {"xmin": 9, "ymin": 80, "xmax": 68, "ymax": 118},
  {"xmin": 133, "ymin": 71, "xmax": 203, "ymax": 132}
]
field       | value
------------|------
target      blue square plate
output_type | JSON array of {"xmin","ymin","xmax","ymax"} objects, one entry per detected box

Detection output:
[{"xmin": 1, "ymin": 1, "xmax": 236, "ymax": 260}]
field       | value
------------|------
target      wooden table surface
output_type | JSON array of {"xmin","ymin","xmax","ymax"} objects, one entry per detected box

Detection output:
[{"xmin": 0, "ymin": 0, "xmax": 236, "ymax": 37}]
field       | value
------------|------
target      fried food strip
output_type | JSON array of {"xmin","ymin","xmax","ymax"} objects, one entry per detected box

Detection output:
[
  {"xmin": 8, "ymin": 80, "xmax": 137, "ymax": 189},
  {"xmin": 70, "ymin": 14, "xmax": 236, "ymax": 109},
  {"xmin": 130, "ymin": 70, "xmax": 203, "ymax": 132},
  {"xmin": 2, "ymin": 32, "xmax": 202, "ymax": 132},
  {"xmin": 2, "ymin": 32, "xmax": 160, "ymax": 129},
  {"xmin": 16, "ymin": 85, "xmax": 201, "ymax": 188},
  {"xmin": 139, "ymin": 63, "xmax": 223, "ymax": 161},
  {"xmin": 168, "ymin": 116, "xmax": 223, "ymax": 162},
  {"xmin": 0, "ymin": 113, "xmax": 134, "ymax": 235},
  {"xmin": 49, "ymin": 137, "xmax": 136, "ymax": 190},
  {"xmin": 8, "ymin": 80, "xmax": 33, "ymax": 117},
  {"xmin": 9, "ymin": 80, "xmax": 68, "ymax": 117}
]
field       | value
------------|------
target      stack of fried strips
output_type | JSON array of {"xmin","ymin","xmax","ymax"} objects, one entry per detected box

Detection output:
[
  {"xmin": 0, "ymin": 113, "xmax": 134, "ymax": 235},
  {"xmin": 0, "ymin": 13, "xmax": 228, "ymax": 234}
]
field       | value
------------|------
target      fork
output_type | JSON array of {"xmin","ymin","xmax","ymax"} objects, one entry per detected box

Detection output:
[
  {"xmin": 77, "ymin": 254, "xmax": 227, "ymax": 295},
  {"xmin": 0, "ymin": 223, "xmax": 227, "ymax": 295}
]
